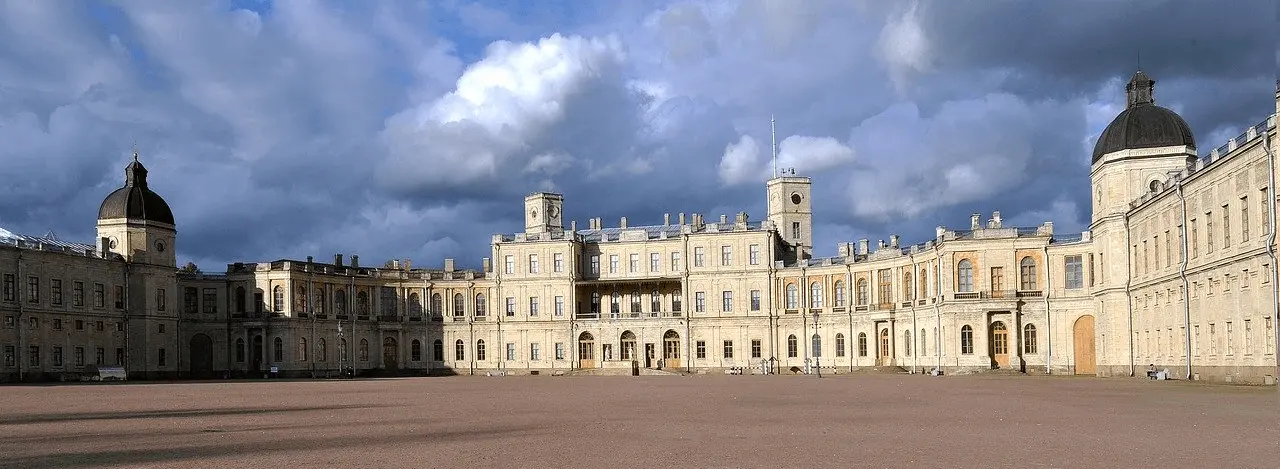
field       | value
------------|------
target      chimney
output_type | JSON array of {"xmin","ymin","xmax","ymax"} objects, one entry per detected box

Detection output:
[
  {"xmin": 664, "ymin": 213, "xmax": 670, "ymax": 226},
  {"xmin": 444, "ymin": 258, "xmax": 455, "ymax": 272},
  {"xmin": 935, "ymin": 226, "xmax": 946, "ymax": 240},
  {"xmin": 351, "ymin": 255, "xmax": 360, "ymax": 268},
  {"xmin": 720, "ymin": 214, "xmax": 728, "ymax": 224},
  {"xmin": 877, "ymin": 240, "xmax": 886, "ymax": 250},
  {"xmin": 970, "ymin": 213, "xmax": 981, "ymax": 230},
  {"xmin": 482, "ymin": 257, "xmax": 491, "ymax": 272},
  {"xmin": 736, "ymin": 212, "xmax": 748, "ymax": 224},
  {"xmin": 334, "ymin": 254, "xmax": 344, "ymax": 267},
  {"xmin": 1042, "ymin": 221, "xmax": 1054, "ymax": 235},
  {"xmin": 992, "ymin": 211, "xmax": 1002, "ymax": 228},
  {"xmin": 679, "ymin": 213, "xmax": 686, "ymax": 225},
  {"xmin": 890, "ymin": 235, "xmax": 900, "ymax": 248},
  {"xmin": 837, "ymin": 243, "xmax": 851, "ymax": 257},
  {"xmin": 857, "ymin": 239, "xmax": 869, "ymax": 255},
  {"xmin": 570, "ymin": 220, "xmax": 577, "ymax": 232},
  {"xmin": 621, "ymin": 216, "xmax": 628, "ymax": 229}
]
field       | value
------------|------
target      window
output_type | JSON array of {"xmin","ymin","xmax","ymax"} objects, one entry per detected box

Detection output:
[
  {"xmin": 506, "ymin": 343, "xmax": 516, "ymax": 361},
  {"xmin": 856, "ymin": 279, "xmax": 868, "ymax": 305},
  {"xmin": 672, "ymin": 291, "xmax": 682, "ymax": 312},
  {"xmin": 919, "ymin": 269, "xmax": 928, "ymax": 298},
  {"xmin": 452, "ymin": 293, "xmax": 464, "ymax": 317},
  {"xmin": 157, "ymin": 323, "xmax": 164, "ymax": 333},
  {"xmin": 792, "ymin": 222, "xmax": 801, "ymax": 240},
  {"xmin": 555, "ymin": 342, "xmax": 565, "ymax": 360},
  {"xmin": 114, "ymin": 285, "xmax": 124, "ymax": 309},
  {"xmin": 3, "ymin": 346, "xmax": 12, "ymax": 367},
  {"xmin": 903, "ymin": 331, "xmax": 911, "ymax": 356},
  {"xmin": 183, "ymin": 287, "xmax": 198, "ymax": 314},
  {"xmin": 73, "ymin": 281, "xmax": 83, "ymax": 307},
  {"xmin": 919, "ymin": 328, "xmax": 927, "ymax": 355},
  {"xmin": 810, "ymin": 282, "xmax": 823, "ymax": 308},
  {"xmin": 721, "ymin": 291, "xmax": 732, "ymax": 312},
  {"xmin": 52, "ymin": 319, "xmax": 62, "ymax": 331},
  {"xmin": 203, "ymin": 288, "xmax": 217, "ymax": 314},
  {"xmin": 52, "ymin": 346, "xmax": 63, "ymax": 366},
  {"xmin": 1262, "ymin": 189, "xmax": 1270, "ymax": 236},
  {"xmin": 695, "ymin": 292, "xmax": 706, "ymax": 313},
  {"xmin": 555, "ymin": 296, "xmax": 564, "ymax": 317},
  {"xmin": 957, "ymin": 260, "xmax": 974, "ymax": 293},
  {"xmin": 749, "ymin": 244, "xmax": 760, "ymax": 265},
  {"xmin": 1064, "ymin": 255, "xmax": 1083, "ymax": 289},
  {"xmin": 589, "ymin": 255, "xmax": 600, "ymax": 275},
  {"xmin": 317, "ymin": 339, "xmax": 327, "ymax": 362},
  {"xmin": 610, "ymin": 292, "xmax": 620, "ymax": 315},
  {"xmin": 835, "ymin": 334, "xmax": 846, "ymax": 357},
  {"xmin": 649, "ymin": 290, "xmax": 660, "ymax": 312},
  {"xmin": 476, "ymin": 340, "xmax": 486, "ymax": 361},
  {"xmin": 750, "ymin": 290, "xmax": 761, "ymax": 311},
  {"xmin": 95, "ymin": 347, "xmax": 105, "ymax": 365},
  {"xmin": 505, "ymin": 297, "xmax": 516, "ymax": 317},
  {"xmin": 785, "ymin": 283, "xmax": 799, "ymax": 309},
  {"xmin": 787, "ymin": 335, "xmax": 798, "ymax": 358},
  {"xmin": 650, "ymin": 253, "xmax": 660, "ymax": 272},
  {"xmin": 877, "ymin": 269, "xmax": 891, "ymax": 305},
  {"xmin": 1019, "ymin": 257, "xmax": 1037, "ymax": 291},
  {"xmin": 1226, "ymin": 322, "xmax": 1234, "ymax": 355},
  {"xmin": 298, "ymin": 338, "xmax": 308, "ymax": 362},
  {"xmin": 629, "ymin": 253, "xmax": 639, "ymax": 272},
  {"xmin": 117, "ymin": 347, "xmax": 125, "ymax": 365},
  {"xmin": 529, "ymin": 297, "xmax": 539, "ymax": 316},
  {"xmin": 811, "ymin": 334, "xmax": 821, "ymax": 358},
  {"xmin": 1024, "ymin": 324, "xmax": 1038, "ymax": 354},
  {"xmin": 475, "ymin": 293, "xmax": 487, "ymax": 316},
  {"xmin": 751, "ymin": 339, "xmax": 762, "ymax": 358},
  {"xmin": 1265, "ymin": 318, "xmax": 1274, "ymax": 351},
  {"xmin": 504, "ymin": 255, "xmax": 514, "ymax": 274},
  {"xmin": 528, "ymin": 254, "xmax": 539, "ymax": 274},
  {"xmin": 902, "ymin": 273, "xmax": 913, "ymax": 301},
  {"xmin": 530, "ymin": 343, "xmax": 540, "ymax": 361},
  {"xmin": 51, "ymin": 279, "xmax": 62, "ymax": 305},
  {"xmin": 858, "ymin": 333, "xmax": 867, "ymax": 357},
  {"xmin": 235, "ymin": 287, "xmax": 247, "ymax": 313},
  {"xmin": 694, "ymin": 247, "xmax": 705, "ymax": 267},
  {"xmin": 27, "ymin": 276, "xmax": 38, "ymax": 303},
  {"xmin": 1244, "ymin": 320, "xmax": 1252, "ymax": 354},
  {"xmin": 720, "ymin": 246, "xmax": 732, "ymax": 266},
  {"xmin": 235, "ymin": 339, "xmax": 245, "ymax": 363},
  {"xmin": 696, "ymin": 340, "xmax": 706, "ymax": 359},
  {"xmin": 553, "ymin": 253, "xmax": 563, "ymax": 273},
  {"xmin": 29, "ymin": 346, "xmax": 39, "ymax": 367},
  {"xmin": 834, "ymin": 280, "xmax": 846, "ymax": 307},
  {"xmin": 1222, "ymin": 205, "xmax": 1230, "ymax": 247},
  {"xmin": 273, "ymin": 286, "xmax": 285, "ymax": 312},
  {"xmin": 1190, "ymin": 218, "xmax": 1199, "ymax": 257},
  {"xmin": 723, "ymin": 340, "xmax": 734, "ymax": 358},
  {"xmin": 1241, "ymin": 197, "xmax": 1249, "ymax": 239},
  {"xmin": 433, "ymin": 340, "xmax": 443, "ymax": 361},
  {"xmin": 455, "ymin": 339, "xmax": 465, "ymax": 361},
  {"xmin": 157, "ymin": 348, "xmax": 166, "ymax": 367},
  {"xmin": 74, "ymin": 320, "xmax": 83, "ymax": 330},
  {"xmin": 960, "ymin": 325, "xmax": 974, "ymax": 354},
  {"xmin": 671, "ymin": 252, "xmax": 681, "ymax": 271},
  {"xmin": 1, "ymin": 274, "xmax": 13, "ymax": 302},
  {"xmin": 1206, "ymin": 212, "xmax": 1214, "ymax": 252},
  {"xmin": 609, "ymin": 254, "xmax": 619, "ymax": 273},
  {"xmin": 630, "ymin": 291, "xmax": 641, "ymax": 313},
  {"xmin": 93, "ymin": 283, "xmax": 105, "ymax": 308}
]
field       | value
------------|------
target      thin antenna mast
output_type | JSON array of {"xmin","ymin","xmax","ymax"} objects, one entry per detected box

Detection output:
[{"xmin": 771, "ymin": 114, "xmax": 777, "ymax": 178}]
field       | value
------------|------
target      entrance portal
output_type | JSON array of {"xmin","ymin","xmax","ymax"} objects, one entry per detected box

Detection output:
[
  {"xmin": 189, "ymin": 334, "xmax": 214, "ymax": 379},
  {"xmin": 990, "ymin": 322, "xmax": 1009, "ymax": 368},
  {"xmin": 662, "ymin": 330, "xmax": 681, "ymax": 369},
  {"xmin": 578, "ymin": 332, "xmax": 596, "ymax": 368},
  {"xmin": 644, "ymin": 343, "xmax": 655, "ymax": 368},
  {"xmin": 1073, "ymin": 315, "xmax": 1097, "ymax": 375},
  {"xmin": 383, "ymin": 337, "xmax": 398, "ymax": 371},
  {"xmin": 879, "ymin": 329, "xmax": 890, "ymax": 366}
]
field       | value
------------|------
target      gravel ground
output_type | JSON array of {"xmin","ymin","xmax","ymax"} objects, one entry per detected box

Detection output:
[{"xmin": 1, "ymin": 374, "xmax": 1276, "ymax": 468}]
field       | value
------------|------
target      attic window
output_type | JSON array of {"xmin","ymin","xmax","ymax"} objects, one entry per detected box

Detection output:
[{"xmin": 1149, "ymin": 180, "xmax": 1162, "ymax": 193}]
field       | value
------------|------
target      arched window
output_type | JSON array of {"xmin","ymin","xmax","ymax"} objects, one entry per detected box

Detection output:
[
  {"xmin": 902, "ymin": 272, "xmax": 913, "ymax": 301},
  {"xmin": 1149, "ymin": 180, "xmax": 1162, "ymax": 193},
  {"xmin": 433, "ymin": 339, "xmax": 443, "ymax": 361},
  {"xmin": 920, "ymin": 328, "xmax": 927, "ymax": 355},
  {"xmin": 273, "ymin": 337, "xmax": 283, "ymax": 362},
  {"xmin": 835, "ymin": 333, "xmax": 846, "ymax": 357},
  {"xmin": 235, "ymin": 338, "xmax": 245, "ymax": 363},
  {"xmin": 475, "ymin": 293, "xmax": 487, "ymax": 316},
  {"xmin": 408, "ymin": 292, "xmax": 422, "ymax": 315},
  {"xmin": 1019, "ymin": 257, "xmax": 1037, "ymax": 291},
  {"xmin": 833, "ymin": 280, "xmax": 846, "ymax": 307},
  {"xmin": 318, "ymin": 338, "xmax": 327, "ymax": 362},
  {"xmin": 359, "ymin": 339, "xmax": 369, "ymax": 361},
  {"xmin": 357, "ymin": 291, "xmax": 369, "ymax": 315},
  {"xmin": 313, "ymin": 288, "xmax": 325, "ymax": 314},
  {"xmin": 785, "ymin": 283, "xmax": 799, "ymax": 309},
  {"xmin": 811, "ymin": 334, "xmax": 822, "ymax": 358},
  {"xmin": 919, "ymin": 269, "xmax": 928, "ymax": 299},
  {"xmin": 610, "ymin": 292, "xmax": 621, "ymax": 315},
  {"xmin": 903, "ymin": 330, "xmax": 912, "ymax": 356},
  {"xmin": 672, "ymin": 290, "xmax": 682, "ymax": 312},
  {"xmin": 454, "ymin": 339, "xmax": 464, "ymax": 361},
  {"xmin": 787, "ymin": 334, "xmax": 798, "ymax": 357},
  {"xmin": 334, "ymin": 289, "xmax": 347, "ymax": 314},
  {"xmin": 273, "ymin": 286, "xmax": 284, "ymax": 312},
  {"xmin": 411, "ymin": 340, "xmax": 422, "ymax": 361},
  {"xmin": 476, "ymin": 339, "xmax": 486, "ymax": 361},
  {"xmin": 590, "ymin": 292, "xmax": 601, "ymax": 313},
  {"xmin": 810, "ymin": 282, "xmax": 823, "ymax": 309},
  {"xmin": 453, "ymin": 293, "xmax": 465, "ymax": 317},
  {"xmin": 960, "ymin": 325, "xmax": 974, "ymax": 354},
  {"xmin": 856, "ymin": 279, "xmax": 869, "ymax": 305},
  {"xmin": 295, "ymin": 286, "xmax": 307, "ymax": 312},
  {"xmin": 857, "ymin": 333, "xmax": 868, "ymax": 357},
  {"xmin": 957, "ymin": 260, "xmax": 974, "ymax": 293},
  {"xmin": 339, "ymin": 338, "xmax": 348, "ymax": 362},
  {"xmin": 431, "ymin": 293, "xmax": 442, "ymax": 316},
  {"xmin": 235, "ymin": 287, "xmax": 246, "ymax": 313},
  {"xmin": 1023, "ymin": 324, "xmax": 1038, "ymax": 354},
  {"xmin": 298, "ymin": 337, "xmax": 308, "ymax": 362}
]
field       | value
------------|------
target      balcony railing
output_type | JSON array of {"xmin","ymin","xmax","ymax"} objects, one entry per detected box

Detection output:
[{"xmin": 952, "ymin": 290, "xmax": 1041, "ymax": 300}]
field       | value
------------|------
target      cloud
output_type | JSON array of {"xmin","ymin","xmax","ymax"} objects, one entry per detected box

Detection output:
[
  {"xmin": 718, "ymin": 135, "xmax": 856, "ymax": 186},
  {"xmin": 876, "ymin": 1, "xmax": 932, "ymax": 94}
]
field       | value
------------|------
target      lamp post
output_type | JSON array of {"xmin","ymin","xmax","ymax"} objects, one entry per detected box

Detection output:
[{"xmin": 813, "ymin": 309, "xmax": 821, "ymax": 378}]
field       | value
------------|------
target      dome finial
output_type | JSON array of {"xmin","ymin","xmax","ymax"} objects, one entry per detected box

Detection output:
[
  {"xmin": 1126, "ymin": 69, "xmax": 1155, "ymax": 108},
  {"xmin": 132, "ymin": 141, "xmax": 139, "ymax": 162}
]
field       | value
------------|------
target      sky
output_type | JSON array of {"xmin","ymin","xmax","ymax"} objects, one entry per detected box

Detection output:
[{"xmin": 0, "ymin": 0, "xmax": 1276, "ymax": 271}]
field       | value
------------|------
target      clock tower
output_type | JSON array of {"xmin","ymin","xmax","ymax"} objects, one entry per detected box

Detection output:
[{"xmin": 523, "ymin": 192, "xmax": 564, "ymax": 235}]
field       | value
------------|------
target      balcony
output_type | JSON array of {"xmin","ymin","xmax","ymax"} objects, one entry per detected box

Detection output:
[{"xmin": 952, "ymin": 290, "xmax": 1039, "ymax": 301}]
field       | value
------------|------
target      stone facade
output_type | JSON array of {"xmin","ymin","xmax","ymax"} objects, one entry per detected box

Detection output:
[{"xmin": 1, "ymin": 73, "xmax": 1277, "ymax": 385}]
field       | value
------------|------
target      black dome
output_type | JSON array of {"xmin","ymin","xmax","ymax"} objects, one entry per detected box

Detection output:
[
  {"xmin": 1091, "ymin": 71, "xmax": 1196, "ymax": 163},
  {"xmin": 97, "ymin": 154, "xmax": 175, "ymax": 226}
]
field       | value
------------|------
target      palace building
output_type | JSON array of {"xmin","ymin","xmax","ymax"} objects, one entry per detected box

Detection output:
[{"xmin": 1, "ymin": 72, "xmax": 1277, "ymax": 385}]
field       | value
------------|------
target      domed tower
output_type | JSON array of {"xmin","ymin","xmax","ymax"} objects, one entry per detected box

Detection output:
[{"xmin": 96, "ymin": 151, "xmax": 177, "ymax": 267}]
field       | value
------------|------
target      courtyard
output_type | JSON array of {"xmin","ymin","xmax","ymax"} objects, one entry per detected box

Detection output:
[{"xmin": 0, "ymin": 374, "xmax": 1275, "ymax": 468}]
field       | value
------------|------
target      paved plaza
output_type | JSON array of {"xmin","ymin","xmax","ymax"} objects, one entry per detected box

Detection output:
[{"xmin": 1, "ymin": 374, "xmax": 1276, "ymax": 468}]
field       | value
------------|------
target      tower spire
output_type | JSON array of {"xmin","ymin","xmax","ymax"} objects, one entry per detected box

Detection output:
[{"xmin": 771, "ymin": 114, "xmax": 777, "ymax": 178}]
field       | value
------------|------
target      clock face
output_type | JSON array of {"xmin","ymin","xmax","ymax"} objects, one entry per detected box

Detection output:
[
  {"xmin": 791, "ymin": 193, "xmax": 803, "ymax": 205},
  {"xmin": 154, "ymin": 240, "xmax": 166, "ymax": 253}
]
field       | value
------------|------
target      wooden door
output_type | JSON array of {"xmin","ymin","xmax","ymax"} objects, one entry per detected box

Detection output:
[
  {"xmin": 382, "ymin": 337, "xmax": 398, "ymax": 371},
  {"xmin": 1073, "ymin": 315, "xmax": 1096, "ymax": 375},
  {"xmin": 991, "ymin": 322, "xmax": 1009, "ymax": 368},
  {"xmin": 644, "ymin": 343, "xmax": 655, "ymax": 368},
  {"xmin": 663, "ymin": 335, "xmax": 681, "ymax": 368},
  {"xmin": 578, "ymin": 333, "xmax": 596, "ymax": 369},
  {"xmin": 879, "ymin": 329, "xmax": 890, "ymax": 365}
]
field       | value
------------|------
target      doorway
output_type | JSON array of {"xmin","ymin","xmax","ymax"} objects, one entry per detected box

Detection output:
[
  {"xmin": 578, "ymin": 332, "xmax": 596, "ymax": 368},
  {"xmin": 251, "ymin": 335, "xmax": 264, "ymax": 372},
  {"xmin": 1073, "ymin": 315, "xmax": 1097, "ymax": 375},
  {"xmin": 662, "ymin": 330, "xmax": 681, "ymax": 368},
  {"xmin": 878, "ymin": 328, "xmax": 890, "ymax": 365},
  {"xmin": 644, "ymin": 343, "xmax": 655, "ymax": 368},
  {"xmin": 990, "ymin": 322, "xmax": 1009, "ymax": 368},
  {"xmin": 382, "ymin": 337, "xmax": 398, "ymax": 371},
  {"xmin": 189, "ymin": 334, "xmax": 214, "ymax": 379}
]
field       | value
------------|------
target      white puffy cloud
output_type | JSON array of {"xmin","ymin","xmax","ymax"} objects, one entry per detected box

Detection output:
[
  {"xmin": 876, "ymin": 1, "xmax": 932, "ymax": 94},
  {"xmin": 718, "ymin": 134, "xmax": 856, "ymax": 186}
]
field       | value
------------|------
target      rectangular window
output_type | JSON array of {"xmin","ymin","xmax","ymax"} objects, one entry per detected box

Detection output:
[
  {"xmin": 504, "ymin": 255, "xmax": 514, "ymax": 274},
  {"xmin": 609, "ymin": 254, "xmax": 619, "ymax": 274},
  {"xmin": 792, "ymin": 222, "xmax": 801, "ymax": 240},
  {"xmin": 720, "ymin": 246, "xmax": 731, "ymax": 266},
  {"xmin": 530, "ymin": 343, "xmax": 540, "ymax": 361},
  {"xmin": 589, "ymin": 255, "xmax": 599, "ymax": 275},
  {"xmin": 75, "ymin": 319, "xmax": 83, "ymax": 330},
  {"xmin": 650, "ymin": 290, "xmax": 661, "ymax": 312},
  {"xmin": 723, "ymin": 340, "xmax": 734, "ymax": 359},
  {"xmin": 505, "ymin": 297, "xmax": 515, "ymax": 317},
  {"xmin": 1226, "ymin": 321, "xmax": 1234, "ymax": 354},
  {"xmin": 506, "ymin": 343, "xmax": 516, "ymax": 361},
  {"xmin": 694, "ymin": 292, "xmax": 705, "ymax": 313},
  {"xmin": 1064, "ymin": 255, "xmax": 1083, "ymax": 289},
  {"xmin": 95, "ymin": 321, "xmax": 103, "ymax": 331},
  {"xmin": 528, "ymin": 254, "xmax": 539, "ymax": 274},
  {"xmin": 51, "ymin": 279, "xmax": 62, "ymax": 305},
  {"xmin": 693, "ymin": 247, "xmax": 705, "ymax": 267},
  {"xmin": 1190, "ymin": 219, "xmax": 1198, "ymax": 257},
  {"xmin": 990, "ymin": 267, "xmax": 1004, "ymax": 293},
  {"xmin": 1243, "ymin": 319, "xmax": 1252, "ymax": 354},
  {"xmin": 553, "ymin": 253, "xmax": 563, "ymax": 273},
  {"xmin": 27, "ymin": 276, "xmax": 39, "ymax": 304},
  {"xmin": 1, "ymin": 274, "xmax": 13, "ymax": 302},
  {"xmin": 29, "ymin": 346, "xmax": 40, "ymax": 367},
  {"xmin": 113, "ymin": 285, "xmax": 124, "ymax": 309},
  {"xmin": 696, "ymin": 341, "xmax": 706, "ymax": 359},
  {"xmin": 749, "ymin": 244, "xmax": 760, "ymax": 265},
  {"xmin": 1261, "ymin": 189, "xmax": 1270, "ymax": 236},
  {"xmin": 721, "ymin": 291, "xmax": 733, "ymax": 312},
  {"xmin": 156, "ymin": 288, "xmax": 166, "ymax": 312},
  {"xmin": 1265, "ymin": 318, "xmax": 1274, "ymax": 352},
  {"xmin": 650, "ymin": 252, "xmax": 660, "ymax": 272},
  {"xmin": 1241, "ymin": 197, "xmax": 1249, "ymax": 240},
  {"xmin": 630, "ymin": 291, "xmax": 641, "ymax": 313},
  {"xmin": 52, "ymin": 319, "xmax": 61, "ymax": 330},
  {"xmin": 73, "ymin": 281, "xmax": 84, "ymax": 307},
  {"xmin": 671, "ymin": 252, "xmax": 681, "ymax": 271},
  {"xmin": 877, "ymin": 269, "xmax": 892, "ymax": 305},
  {"xmin": 528, "ymin": 297, "xmax": 539, "ymax": 316},
  {"xmin": 629, "ymin": 253, "xmax": 639, "ymax": 273},
  {"xmin": 116, "ymin": 348, "xmax": 124, "ymax": 365},
  {"xmin": 672, "ymin": 293, "xmax": 682, "ymax": 312},
  {"xmin": 4, "ymin": 345, "xmax": 14, "ymax": 367},
  {"xmin": 1222, "ymin": 204, "xmax": 1230, "ymax": 247},
  {"xmin": 184, "ymin": 287, "xmax": 198, "ymax": 314},
  {"xmin": 1205, "ymin": 212, "xmax": 1214, "ymax": 252},
  {"xmin": 203, "ymin": 288, "xmax": 217, "ymax": 314},
  {"xmin": 751, "ymin": 339, "xmax": 762, "ymax": 358},
  {"xmin": 158, "ymin": 348, "xmax": 167, "ymax": 367},
  {"xmin": 555, "ymin": 343, "xmax": 565, "ymax": 360},
  {"xmin": 750, "ymin": 290, "xmax": 761, "ymax": 311},
  {"xmin": 74, "ymin": 347, "xmax": 85, "ymax": 367},
  {"xmin": 52, "ymin": 346, "xmax": 63, "ymax": 367},
  {"xmin": 95, "ymin": 347, "xmax": 104, "ymax": 365},
  {"xmin": 554, "ymin": 296, "xmax": 564, "ymax": 317},
  {"xmin": 1164, "ymin": 230, "xmax": 1172, "ymax": 267}
]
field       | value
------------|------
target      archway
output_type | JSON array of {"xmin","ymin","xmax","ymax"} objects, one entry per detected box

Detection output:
[
  {"xmin": 383, "ymin": 337, "xmax": 399, "ymax": 371},
  {"xmin": 990, "ymin": 322, "xmax": 1009, "ymax": 368},
  {"xmin": 1073, "ymin": 315, "xmax": 1097, "ymax": 375},
  {"xmin": 578, "ymin": 332, "xmax": 596, "ymax": 369},
  {"xmin": 662, "ymin": 330, "xmax": 681, "ymax": 369},
  {"xmin": 189, "ymin": 334, "xmax": 214, "ymax": 379},
  {"xmin": 879, "ymin": 328, "xmax": 890, "ymax": 366}
]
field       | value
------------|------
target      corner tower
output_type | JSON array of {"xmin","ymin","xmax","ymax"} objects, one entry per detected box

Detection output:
[
  {"xmin": 524, "ymin": 192, "xmax": 564, "ymax": 234},
  {"xmin": 96, "ymin": 151, "xmax": 177, "ymax": 267},
  {"xmin": 767, "ymin": 174, "xmax": 812, "ymax": 261}
]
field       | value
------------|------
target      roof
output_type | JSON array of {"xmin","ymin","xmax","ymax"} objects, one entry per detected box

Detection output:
[
  {"xmin": 0, "ymin": 226, "xmax": 98, "ymax": 253},
  {"xmin": 97, "ymin": 154, "xmax": 175, "ymax": 226},
  {"xmin": 1092, "ymin": 70, "xmax": 1196, "ymax": 163}
]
